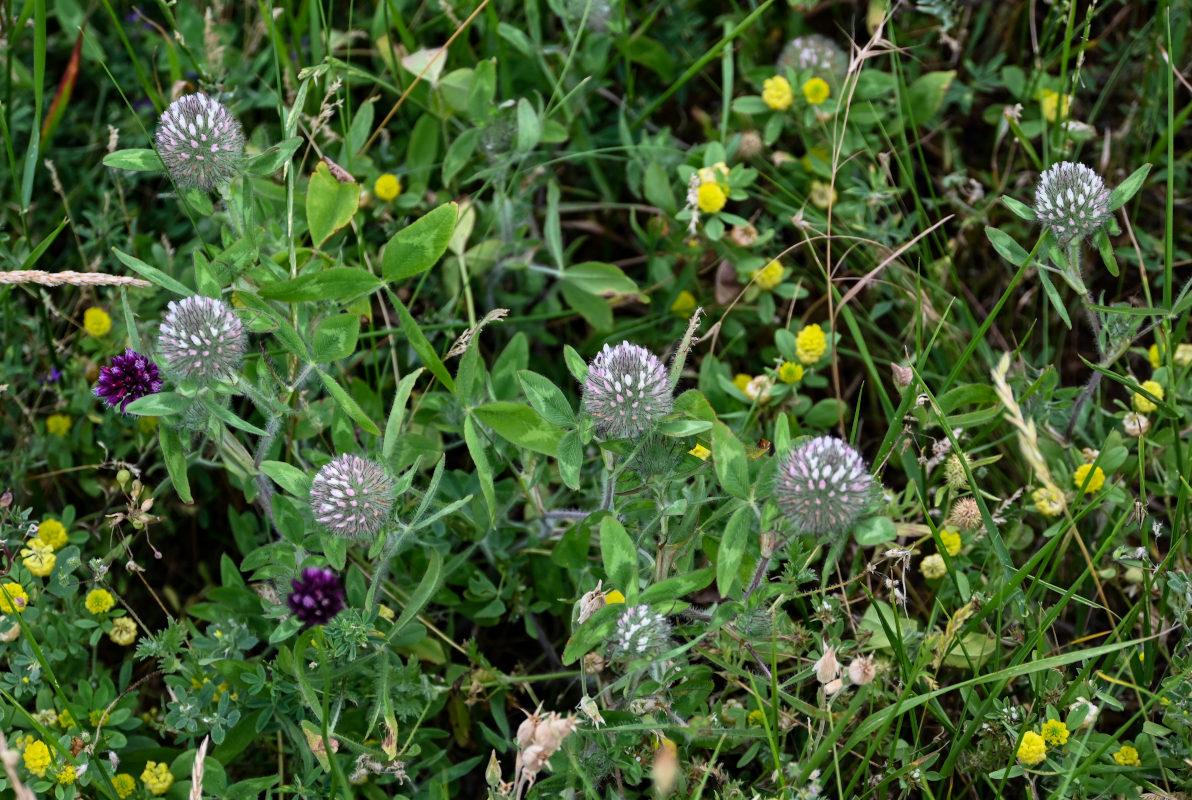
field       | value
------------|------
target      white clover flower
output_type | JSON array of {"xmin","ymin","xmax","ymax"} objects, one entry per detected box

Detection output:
[
  {"xmin": 609, "ymin": 604, "xmax": 671, "ymax": 659},
  {"xmin": 155, "ymin": 93, "xmax": 246, "ymax": 191},
  {"xmin": 777, "ymin": 34, "xmax": 848, "ymax": 78},
  {"xmin": 774, "ymin": 436, "xmax": 876, "ymax": 535},
  {"xmin": 310, "ymin": 455, "xmax": 394, "ymax": 540},
  {"xmin": 1034, "ymin": 161, "xmax": 1111, "ymax": 244},
  {"xmin": 582, "ymin": 342, "xmax": 673, "ymax": 439},
  {"xmin": 157, "ymin": 295, "xmax": 246, "ymax": 383}
]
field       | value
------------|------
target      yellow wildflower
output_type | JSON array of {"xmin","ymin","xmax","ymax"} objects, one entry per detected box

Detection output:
[
  {"xmin": 1039, "ymin": 89, "xmax": 1070, "ymax": 123},
  {"xmin": 1133, "ymin": 380, "xmax": 1163, "ymax": 413},
  {"xmin": 20, "ymin": 538, "xmax": 56, "ymax": 578},
  {"xmin": 1041, "ymin": 718, "xmax": 1069, "ymax": 747},
  {"xmin": 778, "ymin": 361, "xmax": 803, "ymax": 384},
  {"xmin": 1147, "ymin": 342, "xmax": 1164, "ymax": 368},
  {"xmin": 46, "ymin": 414, "xmax": 72, "ymax": 437},
  {"xmin": 85, "ymin": 588, "xmax": 116, "ymax": 614},
  {"xmin": 921, "ymin": 554, "xmax": 946, "ymax": 579},
  {"xmin": 1073, "ymin": 463, "xmax": 1106, "ymax": 494},
  {"xmin": 938, "ymin": 529, "xmax": 962, "ymax": 557},
  {"xmin": 698, "ymin": 162, "xmax": 730, "ymax": 184},
  {"xmin": 23, "ymin": 739, "xmax": 51, "ymax": 777},
  {"xmin": 795, "ymin": 323, "xmax": 827, "ymax": 365},
  {"xmin": 1016, "ymin": 730, "xmax": 1047, "ymax": 766},
  {"xmin": 141, "ymin": 761, "xmax": 174, "ymax": 796},
  {"xmin": 1112, "ymin": 744, "xmax": 1141, "ymax": 766},
  {"xmin": 605, "ymin": 590, "xmax": 625, "ymax": 604},
  {"xmin": 37, "ymin": 519, "xmax": 68, "ymax": 550},
  {"xmin": 113, "ymin": 774, "xmax": 137, "ymax": 798},
  {"xmin": 1, "ymin": 582, "xmax": 29, "ymax": 614},
  {"xmin": 688, "ymin": 444, "xmax": 711, "ymax": 461},
  {"xmin": 1032, "ymin": 486, "xmax": 1065, "ymax": 516},
  {"xmin": 57, "ymin": 764, "xmax": 77, "ymax": 784},
  {"xmin": 697, "ymin": 181, "xmax": 728, "ymax": 214},
  {"xmin": 374, "ymin": 173, "xmax": 401, "ymax": 201},
  {"xmin": 83, "ymin": 307, "xmax": 112, "ymax": 337},
  {"xmin": 108, "ymin": 617, "xmax": 136, "ymax": 646},
  {"xmin": 671, "ymin": 290, "xmax": 696, "ymax": 315},
  {"xmin": 762, "ymin": 75, "xmax": 794, "ymax": 110},
  {"xmin": 747, "ymin": 709, "xmax": 766, "ymax": 727},
  {"xmin": 58, "ymin": 708, "xmax": 75, "ymax": 729},
  {"xmin": 809, "ymin": 180, "xmax": 836, "ymax": 209},
  {"xmin": 732, "ymin": 374, "xmax": 752, "ymax": 393},
  {"xmin": 803, "ymin": 77, "xmax": 830, "ymax": 105},
  {"xmin": 751, "ymin": 260, "xmax": 785, "ymax": 290}
]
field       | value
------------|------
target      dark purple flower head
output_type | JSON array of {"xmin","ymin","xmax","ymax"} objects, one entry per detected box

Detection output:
[
  {"xmin": 93, "ymin": 349, "xmax": 164, "ymax": 413},
  {"xmin": 39, "ymin": 368, "xmax": 63, "ymax": 385},
  {"xmin": 287, "ymin": 567, "xmax": 345, "ymax": 626}
]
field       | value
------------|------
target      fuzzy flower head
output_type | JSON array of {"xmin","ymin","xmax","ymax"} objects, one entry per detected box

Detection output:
[
  {"xmin": 1133, "ymin": 380, "xmax": 1163, "ymax": 413},
  {"xmin": 141, "ymin": 761, "xmax": 175, "ymax": 796},
  {"xmin": 921, "ymin": 553, "xmax": 947, "ymax": 580},
  {"xmin": 795, "ymin": 323, "xmax": 828, "ymax": 365},
  {"xmin": 609, "ymin": 604, "xmax": 672, "ymax": 660},
  {"xmin": 1073, "ymin": 463, "xmax": 1106, "ymax": 494},
  {"xmin": 94, "ymin": 349, "xmax": 164, "ymax": 413},
  {"xmin": 1032, "ymin": 485, "xmax": 1065, "ymax": 516},
  {"xmin": 287, "ymin": 567, "xmax": 346, "ymax": 626},
  {"xmin": 157, "ymin": 296, "xmax": 246, "ymax": 383},
  {"xmin": 155, "ymin": 93, "xmax": 246, "ymax": 191},
  {"xmin": 1034, "ymin": 162, "xmax": 1111, "ymax": 245},
  {"xmin": 1041, "ymin": 718, "xmax": 1069, "ymax": 747},
  {"xmin": 774, "ymin": 436, "xmax": 875, "ymax": 535},
  {"xmin": 84, "ymin": 307, "xmax": 113, "ymax": 337},
  {"xmin": 762, "ymin": 75, "xmax": 794, "ymax": 110},
  {"xmin": 85, "ymin": 588, "xmax": 115, "ymax": 614},
  {"xmin": 803, "ymin": 77, "xmax": 830, "ymax": 105},
  {"xmin": 696, "ymin": 181, "xmax": 727, "ymax": 214},
  {"xmin": 948, "ymin": 497, "xmax": 982, "ymax": 530},
  {"xmin": 1, "ymin": 582, "xmax": 29, "ymax": 614},
  {"xmin": 582, "ymin": 342, "xmax": 673, "ymax": 439},
  {"xmin": 751, "ymin": 260, "xmax": 785, "ymax": 290},
  {"xmin": 109, "ymin": 616, "xmax": 138, "ymax": 646},
  {"xmin": 777, "ymin": 34, "xmax": 848, "ymax": 79},
  {"xmin": 112, "ymin": 774, "xmax": 136, "ymax": 798},
  {"xmin": 1017, "ymin": 730, "xmax": 1047, "ymax": 766},
  {"xmin": 374, "ymin": 173, "xmax": 401, "ymax": 201},
  {"xmin": 310, "ymin": 454, "xmax": 393, "ymax": 540},
  {"xmin": 23, "ymin": 739, "xmax": 51, "ymax": 777},
  {"xmin": 20, "ymin": 538, "xmax": 56, "ymax": 577}
]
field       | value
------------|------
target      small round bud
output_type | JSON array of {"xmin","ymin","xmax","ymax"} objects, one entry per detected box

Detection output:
[
  {"xmin": 116, "ymin": 469, "xmax": 132, "ymax": 488},
  {"xmin": 155, "ymin": 93, "xmax": 246, "ymax": 191},
  {"xmin": 736, "ymin": 130, "xmax": 763, "ymax": 160}
]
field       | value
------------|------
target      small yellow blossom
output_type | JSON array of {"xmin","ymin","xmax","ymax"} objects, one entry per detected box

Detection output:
[
  {"xmin": 113, "ymin": 774, "xmax": 137, "ymax": 798},
  {"xmin": 809, "ymin": 180, "xmax": 836, "ymax": 209},
  {"xmin": 83, "ymin": 307, "xmax": 113, "ymax": 337},
  {"xmin": 1, "ymin": 582, "xmax": 29, "ymax": 614},
  {"xmin": 1041, "ymin": 718, "xmax": 1069, "ymax": 747},
  {"xmin": 1039, "ymin": 89, "xmax": 1071, "ymax": 123},
  {"xmin": 1147, "ymin": 342, "xmax": 1164, "ymax": 368},
  {"xmin": 1073, "ymin": 463, "xmax": 1106, "ymax": 494},
  {"xmin": 751, "ymin": 260, "xmax": 785, "ymax": 291},
  {"xmin": 688, "ymin": 444, "xmax": 711, "ymax": 461},
  {"xmin": 605, "ymin": 590, "xmax": 625, "ymax": 604},
  {"xmin": 762, "ymin": 75, "xmax": 794, "ymax": 110},
  {"xmin": 1032, "ymin": 486, "xmax": 1065, "ymax": 516},
  {"xmin": 46, "ymin": 414, "xmax": 72, "ymax": 437},
  {"xmin": 20, "ymin": 538, "xmax": 56, "ymax": 578},
  {"xmin": 108, "ymin": 618, "xmax": 138, "ymax": 648},
  {"xmin": 697, "ymin": 182, "xmax": 728, "ymax": 214},
  {"xmin": 1017, "ymin": 730, "xmax": 1047, "ymax": 766},
  {"xmin": 142, "ymin": 761, "xmax": 174, "ymax": 796},
  {"xmin": 1112, "ymin": 744, "xmax": 1141, "ymax": 766},
  {"xmin": 698, "ymin": 162, "xmax": 730, "ymax": 184},
  {"xmin": 1133, "ymin": 379, "xmax": 1163, "ymax": 413},
  {"xmin": 803, "ymin": 77, "xmax": 830, "ymax": 105},
  {"xmin": 57, "ymin": 764, "xmax": 77, "ymax": 784},
  {"xmin": 374, "ymin": 173, "xmax": 401, "ymax": 201},
  {"xmin": 12, "ymin": 734, "xmax": 34, "ymax": 753},
  {"xmin": 37, "ymin": 519, "xmax": 68, "ymax": 550},
  {"xmin": 732, "ymin": 374, "xmax": 753, "ymax": 393},
  {"xmin": 23, "ymin": 739, "xmax": 51, "ymax": 777},
  {"xmin": 671, "ymin": 290, "xmax": 696, "ymax": 315},
  {"xmin": 747, "ymin": 709, "xmax": 766, "ymax": 727},
  {"xmin": 377, "ymin": 604, "xmax": 395, "ymax": 621},
  {"xmin": 921, "ymin": 553, "xmax": 946, "ymax": 580},
  {"xmin": 795, "ymin": 324, "xmax": 828, "ymax": 365},
  {"xmin": 85, "ymin": 588, "xmax": 116, "ymax": 615},
  {"xmin": 58, "ymin": 708, "xmax": 75, "ymax": 730},
  {"xmin": 778, "ymin": 362, "xmax": 803, "ymax": 384},
  {"xmin": 938, "ymin": 529, "xmax": 962, "ymax": 557}
]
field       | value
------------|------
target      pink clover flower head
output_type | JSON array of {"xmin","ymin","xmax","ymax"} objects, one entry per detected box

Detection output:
[
  {"xmin": 582, "ymin": 342, "xmax": 673, "ymax": 439},
  {"xmin": 157, "ymin": 296, "xmax": 246, "ymax": 383},
  {"xmin": 309, "ymin": 454, "xmax": 393, "ymax": 540},
  {"xmin": 774, "ymin": 436, "xmax": 875, "ymax": 535},
  {"xmin": 287, "ymin": 567, "xmax": 345, "ymax": 626},
  {"xmin": 155, "ymin": 93, "xmax": 246, "ymax": 191},
  {"xmin": 93, "ymin": 349, "xmax": 164, "ymax": 413},
  {"xmin": 1034, "ymin": 161, "xmax": 1111, "ymax": 245}
]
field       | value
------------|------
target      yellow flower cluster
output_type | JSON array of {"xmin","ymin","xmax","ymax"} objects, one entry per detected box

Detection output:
[
  {"xmin": 109, "ymin": 616, "xmax": 138, "ymax": 646},
  {"xmin": 921, "ymin": 553, "xmax": 946, "ymax": 580},
  {"xmin": 697, "ymin": 182, "xmax": 727, "ymax": 214},
  {"xmin": 1, "ymin": 582, "xmax": 29, "ymax": 614},
  {"xmin": 778, "ymin": 362, "xmax": 803, "ymax": 384},
  {"xmin": 1032, "ymin": 485, "xmax": 1064, "ymax": 516},
  {"xmin": 1133, "ymin": 380, "xmax": 1163, "ymax": 413},
  {"xmin": 1112, "ymin": 744, "xmax": 1141, "ymax": 766},
  {"xmin": 795, "ymin": 324, "xmax": 827, "ymax": 365},
  {"xmin": 1073, "ymin": 463, "xmax": 1106, "ymax": 494},
  {"xmin": 37, "ymin": 519, "xmax": 68, "ymax": 550},
  {"xmin": 1038, "ymin": 89, "xmax": 1071, "ymax": 123},
  {"xmin": 23, "ymin": 739, "xmax": 51, "ymax": 777},
  {"xmin": 751, "ymin": 260, "xmax": 785, "ymax": 291},
  {"xmin": 113, "ymin": 774, "xmax": 137, "ymax": 798},
  {"xmin": 57, "ymin": 765, "xmax": 77, "ymax": 785},
  {"xmin": 84, "ymin": 307, "xmax": 112, "ymax": 337},
  {"xmin": 803, "ymin": 77, "xmax": 830, "ymax": 105},
  {"xmin": 1041, "ymin": 718, "xmax": 1069, "ymax": 747},
  {"xmin": 46, "ymin": 414, "xmax": 72, "ymax": 437},
  {"xmin": 85, "ymin": 588, "xmax": 116, "ymax": 615},
  {"xmin": 374, "ymin": 173, "xmax": 402, "ymax": 201},
  {"xmin": 141, "ymin": 761, "xmax": 175, "ymax": 796},
  {"xmin": 938, "ymin": 529, "xmax": 961, "ymax": 557},
  {"xmin": 20, "ymin": 538, "xmax": 56, "ymax": 577},
  {"xmin": 762, "ymin": 75, "xmax": 793, "ymax": 110},
  {"xmin": 1016, "ymin": 730, "xmax": 1047, "ymax": 766}
]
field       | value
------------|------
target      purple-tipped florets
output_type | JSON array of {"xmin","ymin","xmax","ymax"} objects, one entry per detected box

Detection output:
[
  {"xmin": 157, "ymin": 296, "xmax": 246, "ymax": 383},
  {"xmin": 287, "ymin": 567, "xmax": 345, "ymax": 626},
  {"xmin": 310, "ymin": 455, "xmax": 393, "ymax": 540},
  {"xmin": 93, "ymin": 349, "xmax": 164, "ymax": 413},
  {"xmin": 582, "ymin": 342, "xmax": 673, "ymax": 439},
  {"xmin": 1034, "ymin": 162, "xmax": 1111, "ymax": 245},
  {"xmin": 610, "ymin": 604, "xmax": 672, "ymax": 660},
  {"xmin": 774, "ymin": 436, "xmax": 875, "ymax": 535},
  {"xmin": 154, "ymin": 93, "xmax": 246, "ymax": 191}
]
